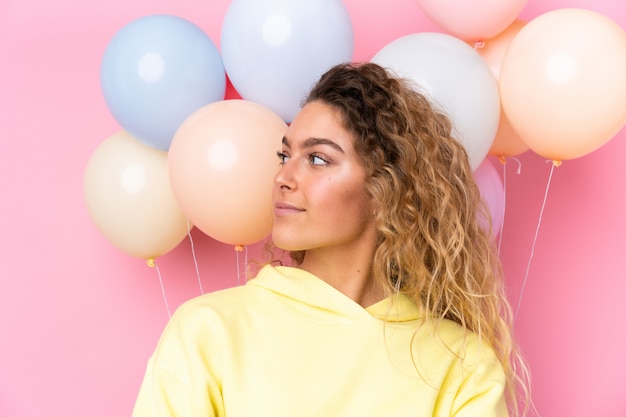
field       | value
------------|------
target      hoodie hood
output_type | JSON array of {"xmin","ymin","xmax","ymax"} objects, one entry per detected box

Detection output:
[{"xmin": 248, "ymin": 265, "xmax": 422, "ymax": 323}]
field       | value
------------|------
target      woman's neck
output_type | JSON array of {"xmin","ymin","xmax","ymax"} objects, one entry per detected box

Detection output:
[{"xmin": 298, "ymin": 249, "xmax": 384, "ymax": 308}]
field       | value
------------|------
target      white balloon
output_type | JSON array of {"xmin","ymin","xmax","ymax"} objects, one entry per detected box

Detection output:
[
  {"xmin": 372, "ymin": 32, "xmax": 500, "ymax": 170},
  {"xmin": 221, "ymin": 0, "xmax": 353, "ymax": 123}
]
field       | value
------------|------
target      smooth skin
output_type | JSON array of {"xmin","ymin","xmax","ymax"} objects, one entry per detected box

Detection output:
[{"xmin": 272, "ymin": 100, "xmax": 383, "ymax": 307}]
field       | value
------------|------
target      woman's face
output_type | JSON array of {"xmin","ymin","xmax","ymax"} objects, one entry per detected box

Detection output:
[{"xmin": 272, "ymin": 101, "xmax": 376, "ymax": 254}]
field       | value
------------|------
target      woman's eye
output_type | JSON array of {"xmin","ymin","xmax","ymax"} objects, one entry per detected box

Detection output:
[
  {"xmin": 276, "ymin": 151, "xmax": 289, "ymax": 165},
  {"xmin": 310, "ymin": 153, "xmax": 328, "ymax": 165}
]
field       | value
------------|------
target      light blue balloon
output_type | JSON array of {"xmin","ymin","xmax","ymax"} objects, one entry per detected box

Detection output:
[
  {"xmin": 101, "ymin": 15, "xmax": 226, "ymax": 150},
  {"xmin": 221, "ymin": 0, "xmax": 353, "ymax": 123}
]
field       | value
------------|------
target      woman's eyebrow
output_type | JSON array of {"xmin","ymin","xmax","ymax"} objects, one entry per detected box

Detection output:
[{"xmin": 282, "ymin": 136, "xmax": 345, "ymax": 153}]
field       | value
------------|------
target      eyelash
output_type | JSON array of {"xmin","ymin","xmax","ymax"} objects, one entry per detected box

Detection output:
[
  {"xmin": 275, "ymin": 151, "xmax": 329, "ymax": 166},
  {"xmin": 276, "ymin": 151, "xmax": 288, "ymax": 165},
  {"xmin": 309, "ymin": 153, "xmax": 329, "ymax": 165}
]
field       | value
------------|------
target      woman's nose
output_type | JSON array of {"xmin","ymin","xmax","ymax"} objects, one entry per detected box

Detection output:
[{"xmin": 274, "ymin": 160, "xmax": 296, "ymax": 191}]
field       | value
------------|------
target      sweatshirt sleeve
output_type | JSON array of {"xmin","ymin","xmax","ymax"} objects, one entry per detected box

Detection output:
[
  {"xmin": 132, "ymin": 301, "xmax": 225, "ymax": 417},
  {"xmin": 450, "ymin": 341, "xmax": 509, "ymax": 417}
]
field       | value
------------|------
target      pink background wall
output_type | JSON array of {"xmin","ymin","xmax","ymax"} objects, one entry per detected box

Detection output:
[{"xmin": 1, "ymin": 0, "xmax": 624, "ymax": 416}]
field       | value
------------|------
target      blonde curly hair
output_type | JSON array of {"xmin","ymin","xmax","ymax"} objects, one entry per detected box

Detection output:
[{"xmin": 290, "ymin": 62, "xmax": 530, "ymax": 415}]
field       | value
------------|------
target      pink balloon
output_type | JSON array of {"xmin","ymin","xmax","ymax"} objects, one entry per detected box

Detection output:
[
  {"xmin": 168, "ymin": 100, "xmax": 288, "ymax": 246},
  {"xmin": 83, "ymin": 131, "xmax": 191, "ymax": 260},
  {"xmin": 500, "ymin": 8, "xmax": 626, "ymax": 161},
  {"xmin": 473, "ymin": 158, "xmax": 504, "ymax": 237},
  {"xmin": 415, "ymin": 0, "xmax": 528, "ymax": 42}
]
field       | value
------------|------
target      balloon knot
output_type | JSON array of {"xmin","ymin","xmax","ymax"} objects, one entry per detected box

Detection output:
[
  {"xmin": 234, "ymin": 245, "xmax": 244, "ymax": 252},
  {"xmin": 146, "ymin": 258, "xmax": 156, "ymax": 268},
  {"xmin": 552, "ymin": 160, "xmax": 562, "ymax": 167},
  {"xmin": 474, "ymin": 40, "xmax": 485, "ymax": 49},
  {"xmin": 497, "ymin": 156, "xmax": 507, "ymax": 165}
]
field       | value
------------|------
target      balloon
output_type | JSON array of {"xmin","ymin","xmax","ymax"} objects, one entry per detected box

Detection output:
[
  {"xmin": 220, "ymin": 0, "xmax": 353, "ymax": 123},
  {"xmin": 372, "ymin": 32, "xmax": 500, "ymax": 170},
  {"xmin": 476, "ymin": 20, "xmax": 526, "ymax": 80},
  {"xmin": 101, "ymin": 14, "xmax": 226, "ymax": 151},
  {"xmin": 473, "ymin": 157, "xmax": 504, "ymax": 237},
  {"xmin": 84, "ymin": 131, "xmax": 191, "ymax": 260},
  {"xmin": 500, "ymin": 8, "xmax": 626, "ymax": 161},
  {"xmin": 168, "ymin": 100, "xmax": 288, "ymax": 246},
  {"xmin": 475, "ymin": 19, "xmax": 530, "ymax": 157},
  {"xmin": 489, "ymin": 114, "xmax": 529, "ymax": 158},
  {"xmin": 415, "ymin": 0, "xmax": 528, "ymax": 42}
]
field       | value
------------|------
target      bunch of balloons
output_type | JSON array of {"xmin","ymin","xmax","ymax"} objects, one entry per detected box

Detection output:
[
  {"xmin": 372, "ymin": 0, "xmax": 626, "ymax": 235},
  {"xmin": 84, "ymin": 0, "xmax": 626, "ymax": 262},
  {"xmin": 399, "ymin": 0, "xmax": 626, "ymax": 162},
  {"xmin": 84, "ymin": 1, "xmax": 353, "ymax": 262}
]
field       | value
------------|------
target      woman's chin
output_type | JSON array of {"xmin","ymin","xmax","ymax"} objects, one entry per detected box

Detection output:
[{"xmin": 271, "ymin": 234, "xmax": 306, "ymax": 252}]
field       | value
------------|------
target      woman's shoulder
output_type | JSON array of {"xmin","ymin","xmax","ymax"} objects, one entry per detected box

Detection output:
[
  {"xmin": 164, "ymin": 264, "xmax": 305, "ymax": 331},
  {"xmin": 417, "ymin": 317, "xmax": 502, "ymax": 369},
  {"xmin": 172, "ymin": 283, "xmax": 262, "ymax": 321},
  {"xmin": 151, "ymin": 283, "xmax": 264, "ymax": 352}
]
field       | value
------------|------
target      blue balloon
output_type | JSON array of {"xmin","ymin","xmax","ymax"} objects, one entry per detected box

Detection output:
[
  {"xmin": 101, "ymin": 15, "xmax": 225, "ymax": 150},
  {"xmin": 221, "ymin": 0, "xmax": 353, "ymax": 123}
]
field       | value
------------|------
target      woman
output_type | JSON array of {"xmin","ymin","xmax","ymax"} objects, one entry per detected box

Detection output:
[{"xmin": 132, "ymin": 62, "xmax": 529, "ymax": 417}]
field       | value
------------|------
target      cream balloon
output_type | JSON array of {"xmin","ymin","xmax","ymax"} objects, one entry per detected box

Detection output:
[
  {"xmin": 500, "ymin": 8, "xmax": 626, "ymax": 161},
  {"xmin": 168, "ymin": 100, "xmax": 288, "ymax": 246},
  {"xmin": 84, "ymin": 131, "xmax": 191, "ymax": 260}
]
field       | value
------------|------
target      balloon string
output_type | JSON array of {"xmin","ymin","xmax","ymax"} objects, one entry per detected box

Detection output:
[
  {"xmin": 515, "ymin": 160, "xmax": 559, "ymax": 321},
  {"xmin": 497, "ymin": 156, "xmax": 522, "ymax": 254},
  {"xmin": 498, "ymin": 159, "xmax": 508, "ymax": 255},
  {"xmin": 244, "ymin": 245, "xmax": 249, "ymax": 284},
  {"xmin": 235, "ymin": 245, "xmax": 248, "ymax": 285},
  {"xmin": 148, "ymin": 258, "xmax": 172, "ymax": 319},
  {"xmin": 234, "ymin": 245, "xmax": 244, "ymax": 285},
  {"xmin": 186, "ymin": 219, "xmax": 204, "ymax": 295}
]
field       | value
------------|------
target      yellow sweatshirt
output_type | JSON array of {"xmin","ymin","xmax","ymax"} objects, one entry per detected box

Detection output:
[{"xmin": 133, "ymin": 265, "xmax": 508, "ymax": 417}]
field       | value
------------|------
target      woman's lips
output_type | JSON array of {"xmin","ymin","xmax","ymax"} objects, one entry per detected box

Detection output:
[{"xmin": 274, "ymin": 202, "xmax": 304, "ymax": 216}]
